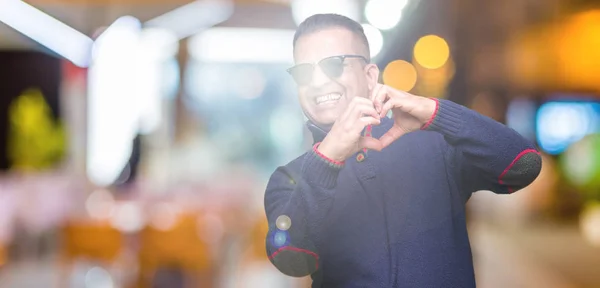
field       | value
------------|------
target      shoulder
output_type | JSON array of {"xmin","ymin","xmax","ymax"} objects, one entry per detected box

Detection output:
[{"xmin": 267, "ymin": 153, "xmax": 307, "ymax": 185}]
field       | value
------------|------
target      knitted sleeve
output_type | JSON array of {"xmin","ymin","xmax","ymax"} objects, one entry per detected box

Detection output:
[
  {"xmin": 423, "ymin": 99, "xmax": 542, "ymax": 198},
  {"xmin": 264, "ymin": 143, "xmax": 343, "ymax": 277}
]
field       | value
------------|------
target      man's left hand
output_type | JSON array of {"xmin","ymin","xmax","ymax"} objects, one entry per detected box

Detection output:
[{"xmin": 370, "ymin": 84, "xmax": 437, "ymax": 148}]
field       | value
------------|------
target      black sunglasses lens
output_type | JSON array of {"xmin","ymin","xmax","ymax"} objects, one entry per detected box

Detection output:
[
  {"xmin": 320, "ymin": 57, "xmax": 345, "ymax": 78},
  {"xmin": 289, "ymin": 64, "xmax": 314, "ymax": 85}
]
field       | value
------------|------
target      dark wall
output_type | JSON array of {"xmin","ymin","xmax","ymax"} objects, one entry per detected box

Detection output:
[{"xmin": 0, "ymin": 50, "xmax": 61, "ymax": 170}]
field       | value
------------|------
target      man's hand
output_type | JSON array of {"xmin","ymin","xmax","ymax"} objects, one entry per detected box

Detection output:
[
  {"xmin": 371, "ymin": 84, "xmax": 437, "ymax": 148},
  {"xmin": 318, "ymin": 97, "xmax": 383, "ymax": 162}
]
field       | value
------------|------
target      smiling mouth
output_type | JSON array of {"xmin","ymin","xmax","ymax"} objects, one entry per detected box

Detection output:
[{"xmin": 315, "ymin": 93, "xmax": 342, "ymax": 105}]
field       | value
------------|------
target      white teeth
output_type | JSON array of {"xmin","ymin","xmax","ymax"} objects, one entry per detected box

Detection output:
[{"xmin": 316, "ymin": 93, "xmax": 342, "ymax": 104}]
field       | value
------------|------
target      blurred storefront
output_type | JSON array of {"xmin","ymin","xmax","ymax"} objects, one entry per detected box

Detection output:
[{"xmin": 0, "ymin": 0, "xmax": 599, "ymax": 287}]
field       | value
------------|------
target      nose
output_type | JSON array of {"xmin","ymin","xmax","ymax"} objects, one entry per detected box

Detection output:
[{"xmin": 309, "ymin": 65, "xmax": 332, "ymax": 87}]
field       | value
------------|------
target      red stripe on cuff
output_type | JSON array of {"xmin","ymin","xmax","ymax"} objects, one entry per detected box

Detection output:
[
  {"xmin": 498, "ymin": 149, "xmax": 541, "ymax": 193},
  {"xmin": 421, "ymin": 98, "xmax": 440, "ymax": 130},
  {"xmin": 268, "ymin": 246, "xmax": 320, "ymax": 269},
  {"xmin": 313, "ymin": 142, "xmax": 345, "ymax": 166}
]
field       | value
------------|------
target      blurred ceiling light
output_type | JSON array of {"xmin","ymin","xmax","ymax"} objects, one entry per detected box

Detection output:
[
  {"xmin": 87, "ymin": 16, "xmax": 142, "ymax": 187},
  {"xmin": 145, "ymin": 0, "xmax": 233, "ymax": 40},
  {"xmin": 365, "ymin": 0, "xmax": 407, "ymax": 30},
  {"xmin": 413, "ymin": 34, "xmax": 450, "ymax": 69},
  {"xmin": 138, "ymin": 28, "xmax": 179, "ymax": 60},
  {"xmin": 362, "ymin": 24, "xmax": 383, "ymax": 58},
  {"xmin": 0, "ymin": 0, "xmax": 93, "ymax": 67},
  {"xmin": 291, "ymin": 0, "xmax": 361, "ymax": 26},
  {"xmin": 188, "ymin": 28, "xmax": 295, "ymax": 63},
  {"xmin": 92, "ymin": 16, "xmax": 141, "ymax": 61},
  {"xmin": 383, "ymin": 60, "xmax": 417, "ymax": 92}
]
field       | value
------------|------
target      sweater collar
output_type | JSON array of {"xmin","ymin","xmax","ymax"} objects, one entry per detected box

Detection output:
[
  {"xmin": 306, "ymin": 117, "xmax": 392, "ymax": 144},
  {"xmin": 306, "ymin": 120, "xmax": 328, "ymax": 144}
]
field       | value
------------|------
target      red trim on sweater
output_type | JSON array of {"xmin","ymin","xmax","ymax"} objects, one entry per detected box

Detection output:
[
  {"xmin": 268, "ymin": 246, "xmax": 319, "ymax": 269},
  {"xmin": 421, "ymin": 98, "xmax": 440, "ymax": 130},
  {"xmin": 363, "ymin": 125, "xmax": 373, "ymax": 153},
  {"xmin": 498, "ymin": 149, "xmax": 541, "ymax": 193},
  {"xmin": 313, "ymin": 142, "xmax": 345, "ymax": 166}
]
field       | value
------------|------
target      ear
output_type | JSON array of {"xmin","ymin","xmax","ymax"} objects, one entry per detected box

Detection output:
[{"xmin": 364, "ymin": 63, "xmax": 380, "ymax": 91}]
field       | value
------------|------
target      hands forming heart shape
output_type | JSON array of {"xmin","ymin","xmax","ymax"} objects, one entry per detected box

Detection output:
[
  {"xmin": 370, "ymin": 84, "xmax": 438, "ymax": 148},
  {"xmin": 317, "ymin": 84, "xmax": 437, "ymax": 162}
]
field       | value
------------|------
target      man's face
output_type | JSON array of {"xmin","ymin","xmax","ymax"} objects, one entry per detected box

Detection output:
[{"xmin": 292, "ymin": 28, "xmax": 379, "ymax": 129}]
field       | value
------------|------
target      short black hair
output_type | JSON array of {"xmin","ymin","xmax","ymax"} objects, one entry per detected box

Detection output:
[{"xmin": 293, "ymin": 14, "xmax": 370, "ymax": 61}]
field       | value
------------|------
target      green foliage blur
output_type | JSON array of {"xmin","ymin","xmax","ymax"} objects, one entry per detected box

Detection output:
[{"xmin": 7, "ymin": 88, "xmax": 66, "ymax": 171}]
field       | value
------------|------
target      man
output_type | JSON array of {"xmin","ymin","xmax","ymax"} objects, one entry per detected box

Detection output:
[{"xmin": 264, "ymin": 14, "xmax": 542, "ymax": 287}]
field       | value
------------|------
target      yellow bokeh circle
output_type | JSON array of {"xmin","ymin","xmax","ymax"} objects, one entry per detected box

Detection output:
[
  {"xmin": 383, "ymin": 60, "xmax": 418, "ymax": 92},
  {"xmin": 414, "ymin": 35, "xmax": 450, "ymax": 69}
]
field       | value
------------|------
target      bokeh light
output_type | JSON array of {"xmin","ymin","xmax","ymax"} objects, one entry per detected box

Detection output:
[
  {"xmin": 412, "ymin": 56, "xmax": 454, "ymax": 98},
  {"xmin": 276, "ymin": 215, "xmax": 291, "ymax": 231},
  {"xmin": 109, "ymin": 201, "xmax": 144, "ymax": 233},
  {"xmin": 361, "ymin": 24, "xmax": 384, "ymax": 58},
  {"xmin": 580, "ymin": 202, "xmax": 600, "ymax": 247},
  {"xmin": 382, "ymin": 60, "xmax": 417, "ymax": 92},
  {"xmin": 291, "ymin": 0, "xmax": 360, "ymax": 26},
  {"xmin": 555, "ymin": 10, "xmax": 600, "ymax": 91},
  {"xmin": 413, "ymin": 34, "xmax": 450, "ymax": 69},
  {"xmin": 273, "ymin": 231, "xmax": 287, "ymax": 247},
  {"xmin": 85, "ymin": 189, "xmax": 115, "ymax": 220},
  {"xmin": 561, "ymin": 134, "xmax": 600, "ymax": 193},
  {"xmin": 84, "ymin": 266, "xmax": 114, "ymax": 288},
  {"xmin": 149, "ymin": 202, "xmax": 180, "ymax": 231},
  {"xmin": 365, "ymin": 0, "xmax": 406, "ymax": 30},
  {"xmin": 536, "ymin": 102, "xmax": 600, "ymax": 155}
]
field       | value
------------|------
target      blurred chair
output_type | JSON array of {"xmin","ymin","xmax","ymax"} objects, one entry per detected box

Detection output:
[
  {"xmin": 247, "ymin": 215, "xmax": 269, "ymax": 263},
  {"xmin": 136, "ymin": 211, "xmax": 213, "ymax": 288},
  {"xmin": 0, "ymin": 242, "xmax": 6, "ymax": 268},
  {"xmin": 59, "ymin": 220, "xmax": 125, "ymax": 287}
]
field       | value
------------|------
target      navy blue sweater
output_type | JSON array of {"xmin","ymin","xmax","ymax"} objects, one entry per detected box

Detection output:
[{"xmin": 264, "ymin": 99, "xmax": 542, "ymax": 287}]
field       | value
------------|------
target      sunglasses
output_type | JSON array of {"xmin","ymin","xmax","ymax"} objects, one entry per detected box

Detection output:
[{"xmin": 287, "ymin": 54, "xmax": 368, "ymax": 86}]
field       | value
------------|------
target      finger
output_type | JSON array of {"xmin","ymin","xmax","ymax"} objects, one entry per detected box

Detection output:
[
  {"xmin": 353, "ymin": 102, "xmax": 380, "ymax": 120},
  {"xmin": 379, "ymin": 126, "xmax": 407, "ymax": 148},
  {"xmin": 370, "ymin": 84, "xmax": 384, "ymax": 113},
  {"xmin": 340, "ymin": 96, "xmax": 361, "ymax": 121},
  {"xmin": 352, "ymin": 96, "xmax": 377, "ymax": 106},
  {"xmin": 359, "ymin": 136, "xmax": 383, "ymax": 152},
  {"xmin": 358, "ymin": 116, "xmax": 381, "ymax": 127},
  {"xmin": 342, "ymin": 97, "xmax": 374, "ymax": 122},
  {"xmin": 379, "ymin": 97, "xmax": 403, "ymax": 118},
  {"xmin": 373, "ymin": 86, "xmax": 394, "ymax": 116}
]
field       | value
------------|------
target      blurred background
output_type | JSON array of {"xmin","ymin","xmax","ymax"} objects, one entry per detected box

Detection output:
[{"xmin": 0, "ymin": 0, "xmax": 599, "ymax": 287}]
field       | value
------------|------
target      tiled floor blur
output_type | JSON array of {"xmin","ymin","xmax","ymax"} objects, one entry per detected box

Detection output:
[{"xmin": 1, "ymin": 222, "xmax": 600, "ymax": 287}]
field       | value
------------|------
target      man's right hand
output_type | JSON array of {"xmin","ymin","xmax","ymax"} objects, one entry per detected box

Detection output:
[{"xmin": 317, "ymin": 97, "xmax": 383, "ymax": 162}]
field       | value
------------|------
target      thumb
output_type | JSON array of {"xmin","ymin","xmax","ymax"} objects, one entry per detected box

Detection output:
[{"xmin": 359, "ymin": 136, "xmax": 383, "ymax": 152}]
